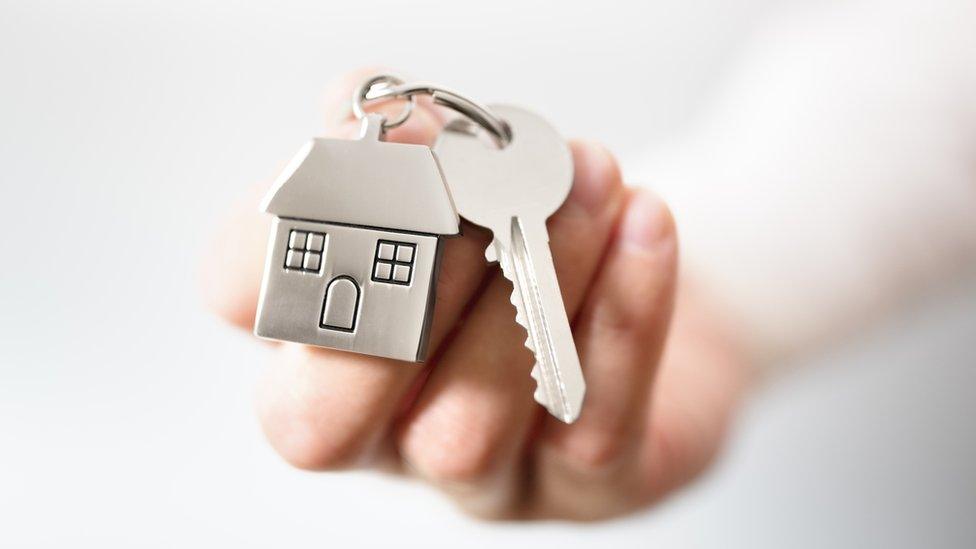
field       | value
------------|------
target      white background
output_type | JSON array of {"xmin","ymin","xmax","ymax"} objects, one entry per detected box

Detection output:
[{"xmin": 1, "ymin": 0, "xmax": 973, "ymax": 547}]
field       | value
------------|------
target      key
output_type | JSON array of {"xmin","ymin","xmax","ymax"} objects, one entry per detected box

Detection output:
[{"xmin": 434, "ymin": 105, "xmax": 585, "ymax": 423}]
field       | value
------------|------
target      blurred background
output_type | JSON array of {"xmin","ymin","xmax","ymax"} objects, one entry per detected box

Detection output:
[{"xmin": 1, "ymin": 0, "xmax": 973, "ymax": 547}]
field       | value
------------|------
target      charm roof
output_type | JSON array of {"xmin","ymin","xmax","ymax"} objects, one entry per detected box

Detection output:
[{"xmin": 262, "ymin": 125, "xmax": 459, "ymax": 236}]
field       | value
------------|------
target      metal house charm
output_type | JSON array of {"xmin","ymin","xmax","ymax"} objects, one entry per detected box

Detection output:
[{"xmin": 254, "ymin": 114, "xmax": 460, "ymax": 362}]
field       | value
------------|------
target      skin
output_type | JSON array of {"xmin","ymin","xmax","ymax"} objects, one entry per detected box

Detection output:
[{"xmin": 201, "ymin": 68, "xmax": 752, "ymax": 521}]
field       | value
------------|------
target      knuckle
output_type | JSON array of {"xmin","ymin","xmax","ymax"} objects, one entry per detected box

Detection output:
[
  {"xmin": 261, "ymin": 412, "xmax": 372, "ymax": 472},
  {"xmin": 586, "ymin": 286, "xmax": 665, "ymax": 342},
  {"xmin": 587, "ymin": 302, "xmax": 643, "ymax": 340},
  {"xmin": 400, "ymin": 408, "xmax": 506, "ymax": 484},
  {"xmin": 257, "ymin": 384, "xmax": 373, "ymax": 472},
  {"xmin": 422, "ymin": 441, "xmax": 498, "ymax": 485},
  {"xmin": 548, "ymin": 429, "xmax": 632, "ymax": 473}
]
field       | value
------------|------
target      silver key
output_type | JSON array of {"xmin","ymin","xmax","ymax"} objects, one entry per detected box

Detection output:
[{"xmin": 434, "ymin": 105, "xmax": 585, "ymax": 423}]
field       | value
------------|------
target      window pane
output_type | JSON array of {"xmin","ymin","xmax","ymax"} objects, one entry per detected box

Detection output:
[{"xmin": 396, "ymin": 245, "xmax": 414, "ymax": 263}]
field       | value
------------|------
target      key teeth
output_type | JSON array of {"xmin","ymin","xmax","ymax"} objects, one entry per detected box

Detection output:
[
  {"xmin": 530, "ymin": 367, "xmax": 549, "ymax": 413},
  {"xmin": 499, "ymin": 251, "xmax": 570, "ymax": 422}
]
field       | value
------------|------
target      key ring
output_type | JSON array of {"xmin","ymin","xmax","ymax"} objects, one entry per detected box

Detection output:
[
  {"xmin": 353, "ymin": 74, "xmax": 512, "ymax": 147},
  {"xmin": 351, "ymin": 74, "xmax": 416, "ymax": 130}
]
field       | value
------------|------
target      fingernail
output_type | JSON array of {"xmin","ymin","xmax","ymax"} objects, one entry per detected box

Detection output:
[
  {"xmin": 619, "ymin": 190, "xmax": 674, "ymax": 251},
  {"xmin": 566, "ymin": 141, "xmax": 617, "ymax": 215}
]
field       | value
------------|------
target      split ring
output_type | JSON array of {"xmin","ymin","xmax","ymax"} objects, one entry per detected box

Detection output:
[
  {"xmin": 352, "ymin": 74, "xmax": 415, "ymax": 131},
  {"xmin": 353, "ymin": 75, "xmax": 511, "ymax": 147}
]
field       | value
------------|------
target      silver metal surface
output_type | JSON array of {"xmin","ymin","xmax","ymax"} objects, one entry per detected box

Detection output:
[
  {"xmin": 351, "ymin": 74, "xmax": 415, "ymax": 130},
  {"xmin": 396, "ymin": 245, "xmax": 413, "ymax": 262},
  {"xmin": 262, "ymin": 115, "xmax": 460, "ymax": 235},
  {"xmin": 321, "ymin": 276, "xmax": 359, "ymax": 331},
  {"xmin": 355, "ymin": 75, "xmax": 511, "ymax": 147},
  {"xmin": 392, "ymin": 265, "xmax": 409, "ymax": 282},
  {"xmin": 306, "ymin": 232, "xmax": 325, "ymax": 252},
  {"xmin": 434, "ymin": 105, "xmax": 586, "ymax": 423},
  {"xmin": 377, "ymin": 242, "xmax": 395, "ymax": 260},
  {"xmin": 255, "ymin": 114, "xmax": 459, "ymax": 362},
  {"xmin": 302, "ymin": 251, "xmax": 321, "ymax": 271},
  {"xmin": 285, "ymin": 250, "xmax": 303, "ymax": 269}
]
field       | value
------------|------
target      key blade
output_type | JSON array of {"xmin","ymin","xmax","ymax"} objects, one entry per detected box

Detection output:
[
  {"xmin": 500, "ymin": 216, "xmax": 585, "ymax": 423},
  {"xmin": 434, "ymin": 105, "xmax": 583, "ymax": 422}
]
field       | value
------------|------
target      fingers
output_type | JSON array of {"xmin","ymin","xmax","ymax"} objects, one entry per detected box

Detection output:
[
  {"xmin": 396, "ymin": 141, "xmax": 627, "ymax": 517},
  {"xmin": 254, "ymin": 106, "xmax": 492, "ymax": 470},
  {"xmin": 202, "ymin": 67, "xmax": 444, "ymax": 330},
  {"xmin": 529, "ymin": 189, "xmax": 678, "ymax": 520},
  {"xmin": 256, "ymin": 223, "xmax": 491, "ymax": 470}
]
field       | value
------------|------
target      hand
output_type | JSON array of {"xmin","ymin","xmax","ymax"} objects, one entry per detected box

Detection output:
[{"xmin": 202, "ymin": 68, "xmax": 751, "ymax": 520}]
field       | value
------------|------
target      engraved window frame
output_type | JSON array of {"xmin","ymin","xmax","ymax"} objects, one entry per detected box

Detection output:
[
  {"xmin": 371, "ymin": 239, "xmax": 416, "ymax": 286},
  {"xmin": 284, "ymin": 229, "xmax": 326, "ymax": 274}
]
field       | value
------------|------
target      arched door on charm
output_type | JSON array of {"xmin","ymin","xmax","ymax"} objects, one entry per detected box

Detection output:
[{"xmin": 320, "ymin": 276, "xmax": 360, "ymax": 332}]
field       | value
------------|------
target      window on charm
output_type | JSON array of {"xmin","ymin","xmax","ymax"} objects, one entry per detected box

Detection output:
[
  {"xmin": 372, "ymin": 240, "xmax": 416, "ymax": 285},
  {"xmin": 284, "ymin": 229, "xmax": 325, "ymax": 273}
]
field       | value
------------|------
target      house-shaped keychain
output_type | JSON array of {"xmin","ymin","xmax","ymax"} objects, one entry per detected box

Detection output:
[{"xmin": 254, "ymin": 115, "xmax": 460, "ymax": 362}]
